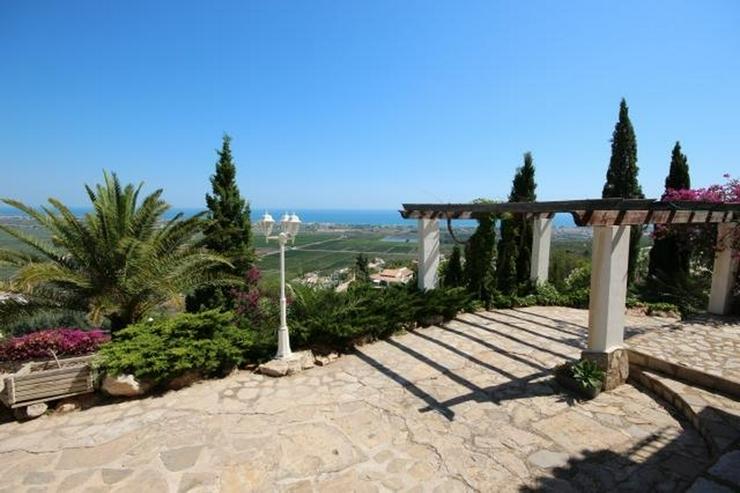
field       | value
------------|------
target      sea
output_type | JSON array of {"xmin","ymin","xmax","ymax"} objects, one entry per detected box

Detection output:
[{"xmin": 0, "ymin": 207, "xmax": 576, "ymax": 228}]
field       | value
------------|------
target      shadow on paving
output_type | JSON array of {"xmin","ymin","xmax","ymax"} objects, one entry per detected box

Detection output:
[
  {"xmin": 453, "ymin": 316, "xmax": 576, "ymax": 360},
  {"xmin": 474, "ymin": 312, "xmax": 586, "ymax": 350},
  {"xmin": 353, "ymin": 317, "xmax": 577, "ymax": 422},
  {"xmin": 521, "ymin": 406, "xmax": 737, "ymax": 493}
]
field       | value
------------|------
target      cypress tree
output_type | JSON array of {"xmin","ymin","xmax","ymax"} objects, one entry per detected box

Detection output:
[
  {"xmin": 497, "ymin": 152, "xmax": 537, "ymax": 293},
  {"xmin": 664, "ymin": 141, "xmax": 691, "ymax": 191},
  {"xmin": 648, "ymin": 141, "xmax": 692, "ymax": 278},
  {"xmin": 602, "ymin": 99, "xmax": 644, "ymax": 284},
  {"xmin": 464, "ymin": 211, "xmax": 497, "ymax": 305},
  {"xmin": 186, "ymin": 134, "xmax": 254, "ymax": 311},
  {"xmin": 510, "ymin": 152, "xmax": 537, "ymax": 284},
  {"xmin": 443, "ymin": 245, "xmax": 464, "ymax": 288},
  {"xmin": 355, "ymin": 253, "xmax": 370, "ymax": 283},
  {"xmin": 496, "ymin": 217, "xmax": 519, "ymax": 294}
]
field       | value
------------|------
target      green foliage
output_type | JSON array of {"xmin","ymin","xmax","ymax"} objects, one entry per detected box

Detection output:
[
  {"xmin": 464, "ymin": 211, "xmax": 497, "ymax": 305},
  {"xmin": 634, "ymin": 268, "xmax": 709, "ymax": 317},
  {"xmin": 665, "ymin": 141, "xmax": 691, "ymax": 191},
  {"xmin": 0, "ymin": 172, "xmax": 231, "ymax": 331},
  {"xmin": 442, "ymin": 245, "xmax": 464, "ymax": 288},
  {"xmin": 492, "ymin": 282, "xmax": 589, "ymax": 310},
  {"xmin": 289, "ymin": 284, "xmax": 474, "ymax": 351},
  {"xmin": 564, "ymin": 265, "xmax": 591, "ymax": 292},
  {"xmin": 602, "ymin": 99, "xmax": 644, "ymax": 200},
  {"xmin": 510, "ymin": 152, "xmax": 537, "ymax": 284},
  {"xmin": 496, "ymin": 217, "xmax": 519, "ymax": 295},
  {"xmin": 509, "ymin": 152, "xmax": 537, "ymax": 203},
  {"xmin": 187, "ymin": 135, "xmax": 254, "ymax": 312},
  {"xmin": 354, "ymin": 253, "xmax": 370, "ymax": 283},
  {"xmin": 549, "ymin": 247, "xmax": 590, "ymax": 291},
  {"xmin": 3, "ymin": 309, "xmax": 104, "ymax": 337},
  {"xmin": 569, "ymin": 359, "xmax": 605, "ymax": 390},
  {"xmin": 496, "ymin": 153, "xmax": 537, "ymax": 292},
  {"xmin": 648, "ymin": 141, "xmax": 692, "ymax": 280},
  {"xmin": 601, "ymin": 99, "xmax": 645, "ymax": 285},
  {"xmin": 97, "ymin": 310, "xmax": 252, "ymax": 384}
]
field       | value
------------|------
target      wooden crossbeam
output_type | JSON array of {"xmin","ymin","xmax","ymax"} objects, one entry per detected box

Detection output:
[{"xmin": 400, "ymin": 199, "xmax": 740, "ymax": 226}]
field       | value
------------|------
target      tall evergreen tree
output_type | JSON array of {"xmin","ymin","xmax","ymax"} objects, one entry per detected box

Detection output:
[
  {"xmin": 602, "ymin": 99, "xmax": 644, "ymax": 284},
  {"xmin": 464, "ymin": 210, "xmax": 497, "ymax": 305},
  {"xmin": 496, "ymin": 152, "xmax": 537, "ymax": 293},
  {"xmin": 442, "ymin": 245, "xmax": 464, "ymax": 288},
  {"xmin": 186, "ymin": 135, "xmax": 254, "ymax": 311},
  {"xmin": 355, "ymin": 253, "xmax": 370, "ymax": 283},
  {"xmin": 664, "ymin": 141, "xmax": 691, "ymax": 191},
  {"xmin": 648, "ymin": 141, "xmax": 692, "ymax": 278},
  {"xmin": 496, "ymin": 217, "xmax": 518, "ymax": 294}
]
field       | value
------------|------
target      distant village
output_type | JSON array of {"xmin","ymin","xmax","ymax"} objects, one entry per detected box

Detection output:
[{"xmin": 297, "ymin": 257, "xmax": 415, "ymax": 292}]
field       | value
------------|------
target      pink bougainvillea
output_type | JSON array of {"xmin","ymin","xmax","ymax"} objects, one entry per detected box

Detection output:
[
  {"xmin": 663, "ymin": 174, "xmax": 740, "ymax": 204},
  {"xmin": 0, "ymin": 328, "xmax": 109, "ymax": 362},
  {"xmin": 656, "ymin": 174, "xmax": 740, "ymax": 260}
]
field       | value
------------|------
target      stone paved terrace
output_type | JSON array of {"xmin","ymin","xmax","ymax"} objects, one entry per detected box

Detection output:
[
  {"xmin": 0, "ymin": 308, "xmax": 732, "ymax": 492},
  {"xmin": 626, "ymin": 314, "xmax": 740, "ymax": 383}
]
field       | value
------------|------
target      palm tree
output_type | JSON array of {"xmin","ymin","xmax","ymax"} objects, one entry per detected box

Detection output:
[{"xmin": 0, "ymin": 172, "xmax": 233, "ymax": 331}]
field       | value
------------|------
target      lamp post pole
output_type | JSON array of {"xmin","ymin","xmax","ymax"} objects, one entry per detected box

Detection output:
[
  {"xmin": 256, "ymin": 212, "xmax": 301, "ymax": 360},
  {"xmin": 276, "ymin": 232, "xmax": 291, "ymax": 359}
]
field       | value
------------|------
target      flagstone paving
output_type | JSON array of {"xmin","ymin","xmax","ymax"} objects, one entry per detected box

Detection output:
[{"xmin": 0, "ymin": 308, "xmax": 722, "ymax": 492}]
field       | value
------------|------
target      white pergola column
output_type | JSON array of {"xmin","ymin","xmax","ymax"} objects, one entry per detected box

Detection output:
[
  {"xmin": 530, "ymin": 215, "xmax": 553, "ymax": 284},
  {"xmin": 708, "ymin": 222, "xmax": 739, "ymax": 315},
  {"xmin": 583, "ymin": 225, "xmax": 631, "ymax": 390},
  {"xmin": 417, "ymin": 218, "xmax": 440, "ymax": 290}
]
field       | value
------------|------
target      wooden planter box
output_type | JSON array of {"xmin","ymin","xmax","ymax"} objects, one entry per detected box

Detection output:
[{"xmin": 0, "ymin": 355, "xmax": 96, "ymax": 410}]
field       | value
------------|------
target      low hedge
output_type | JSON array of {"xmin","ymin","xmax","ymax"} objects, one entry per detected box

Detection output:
[{"xmin": 289, "ymin": 284, "xmax": 475, "ymax": 350}]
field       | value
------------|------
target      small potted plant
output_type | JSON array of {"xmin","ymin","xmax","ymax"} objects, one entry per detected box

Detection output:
[{"xmin": 554, "ymin": 359, "xmax": 605, "ymax": 399}]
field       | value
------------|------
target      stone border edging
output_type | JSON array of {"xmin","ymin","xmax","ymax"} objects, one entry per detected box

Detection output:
[{"xmin": 627, "ymin": 348, "xmax": 740, "ymax": 399}]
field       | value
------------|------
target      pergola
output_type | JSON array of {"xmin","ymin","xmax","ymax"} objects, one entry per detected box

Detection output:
[{"xmin": 400, "ymin": 199, "xmax": 740, "ymax": 389}]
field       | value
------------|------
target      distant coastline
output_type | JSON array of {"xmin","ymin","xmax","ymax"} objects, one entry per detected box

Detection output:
[{"xmin": 0, "ymin": 207, "xmax": 576, "ymax": 228}]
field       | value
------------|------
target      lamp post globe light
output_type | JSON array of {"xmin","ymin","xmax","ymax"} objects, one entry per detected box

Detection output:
[{"xmin": 256, "ymin": 211, "xmax": 301, "ymax": 360}]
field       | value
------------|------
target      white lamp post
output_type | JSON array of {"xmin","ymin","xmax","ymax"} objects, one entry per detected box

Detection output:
[{"xmin": 256, "ymin": 211, "xmax": 302, "ymax": 359}]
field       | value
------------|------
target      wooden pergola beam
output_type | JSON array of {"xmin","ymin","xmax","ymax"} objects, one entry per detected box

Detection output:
[{"xmin": 400, "ymin": 199, "xmax": 739, "ymax": 226}]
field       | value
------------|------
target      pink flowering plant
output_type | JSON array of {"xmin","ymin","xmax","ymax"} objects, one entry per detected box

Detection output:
[
  {"xmin": 655, "ymin": 174, "xmax": 740, "ymax": 263},
  {"xmin": 232, "ymin": 267, "xmax": 280, "ymax": 327},
  {"xmin": 0, "ymin": 328, "xmax": 109, "ymax": 363}
]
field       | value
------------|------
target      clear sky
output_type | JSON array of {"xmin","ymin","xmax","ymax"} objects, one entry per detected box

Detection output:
[{"xmin": 1, "ymin": 1, "xmax": 738, "ymax": 209}]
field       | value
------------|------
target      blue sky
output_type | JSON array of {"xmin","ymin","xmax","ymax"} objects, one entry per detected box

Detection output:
[{"xmin": 1, "ymin": 1, "xmax": 738, "ymax": 209}]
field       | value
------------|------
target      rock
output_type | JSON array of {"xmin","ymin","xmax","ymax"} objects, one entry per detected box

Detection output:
[
  {"xmin": 55, "ymin": 397, "xmax": 82, "ymax": 414},
  {"xmin": 527, "ymin": 449, "xmax": 570, "ymax": 469},
  {"xmin": 14, "ymin": 402, "xmax": 48, "ymax": 420},
  {"xmin": 102, "ymin": 373, "xmax": 153, "ymax": 397},
  {"xmin": 315, "ymin": 352, "xmax": 340, "ymax": 366},
  {"xmin": 101, "ymin": 468, "xmax": 133, "ymax": 485},
  {"xmin": 160, "ymin": 445, "xmax": 203, "ymax": 472},
  {"xmin": 258, "ymin": 350, "xmax": 315, "ymax": 377},
  {"xmin": 167, "ymin": 371, "xmax": 202, "ymax": 390},
  {"xmin": 178, "ymin": 472, "xmax": 217, "ymax": 492}
]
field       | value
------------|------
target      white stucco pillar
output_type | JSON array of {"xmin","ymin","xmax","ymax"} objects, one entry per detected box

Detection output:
[
  {"xmin": 530, "ymin": 215, "xmax": 553, "ymax": 284},
  {"xmin": 584, "ymin": 225, "xmax": 631, "ymax": 390},
  {"xmin": 417, "ymin": 218, "xmax": 440, "ymax": 290},
  {"xmin": 708, "ymin": 223, "xmax": 739, "ymax": 315}
]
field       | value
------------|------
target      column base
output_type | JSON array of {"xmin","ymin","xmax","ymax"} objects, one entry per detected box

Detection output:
[{"xmin": 581, "ymin": 349, "xmax": 629, "ymax": 391}]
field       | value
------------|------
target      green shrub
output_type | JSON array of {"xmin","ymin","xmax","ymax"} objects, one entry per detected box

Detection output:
[
  {"xmin": 97, "ymin": 310, "xmax": 252, "ymax": 384},
  {"xmin": 569, "ymin": 359, "xmax": 605, "ymax": 390},
  {"xmin": 289, "ymin": 284, "xmax": 474, "ymax": 351}
]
